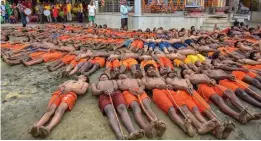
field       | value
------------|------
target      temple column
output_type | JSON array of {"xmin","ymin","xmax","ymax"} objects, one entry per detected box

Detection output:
[{"xmin": 135, "ymin": 0, "xmax": 142, "ymax": 16}]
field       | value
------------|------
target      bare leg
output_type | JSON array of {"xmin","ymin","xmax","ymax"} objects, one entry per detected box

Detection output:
[
  {"xmin": 22, "ymin": 58, "xmax": 44, "ymax": 66},
  {"xmin": 83, "ymin": 64, "xmax": 100, "ymax": 76},
  {"xmin": 168, "ymin": 107, "xmax": 195, "ymax": 137},
  {"xmin": 104, "ymin": 104, "xmax": 126, "ymax": 140},
  {"xmin": 180, "ymin": 105, "xmax": 216, "ymax": 134},
  {"xmin": 130, "ymin": 101, "xmax": 154, "ymax": 138},
  {"xmin": 50, "ymin": 62, "xmax": 66, "ymax": 71},
  {"xmin": 210, "ymin": 94, "xmax": 240, "ymax": 119},
  {"xmin": 244, "ymin": 85, "xmax": 261, "ymax": 102},
  {"xmin": 235, "ymin": 88, "xmax": 261, "ymax": 108},
  {"xmin": 243, "ymin": 76, "xmax": 261, "ymax": 89},
  {"xmin": 117, "ymin": 104, "xmax": 144, "ymax": 139}
]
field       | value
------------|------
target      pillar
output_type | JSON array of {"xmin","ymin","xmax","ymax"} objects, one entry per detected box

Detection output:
[{"xmin": 135, "ymin": 0, "xmax": 142, "ymax": 16}]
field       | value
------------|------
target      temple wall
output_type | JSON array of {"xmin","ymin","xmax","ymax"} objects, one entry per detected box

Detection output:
[{"xmin": 95, "ymin": 13, "xmax": 207, "ymax": 30}]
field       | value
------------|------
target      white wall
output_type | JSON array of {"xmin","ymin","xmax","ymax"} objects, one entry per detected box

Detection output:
[
  {"xmin": 251, "ymin": 11, "xmax": 261, "ymax": 22},
  {"xmin": 95, "ymin": 13, "xmax": 206, "ymax": 30}
]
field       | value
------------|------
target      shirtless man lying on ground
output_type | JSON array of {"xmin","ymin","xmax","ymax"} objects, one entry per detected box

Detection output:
[
  {"xmin": 200, "ymin": 64, "xmax": 261, "ymax": 109},
  {"xmin": 92, "ymin": 73, "xmax": 144, "ymax": 140},
  {"xmin": 165, "ymin": 71, "xmax": 235, "ymax": 139},
  {"xmin": 181, "ymin": 68, "xmax": 261, "ymax": 124},
  {"xmin": 142, "ymin": 64, "xmax": 217, "ymax": 137},
  {"xmin": 105, "ymin": 51, "xmax": 121, "ymax": 79},
  {"xmin": 117, "ymin": 74, "xmax": 167, "ymax": 138},
  {"xmin": 29, "ymin": 75, "xmax": 89, "ymax": 138}
]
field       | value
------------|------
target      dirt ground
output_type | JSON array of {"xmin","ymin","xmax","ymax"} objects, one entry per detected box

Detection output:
[
  {"xmin": 1, "ymin": 24, "xmax": 261, "ymax": 139},
  {"xmin": 1, "ymin": 59, "xmax": 261, "ymax": 140}
]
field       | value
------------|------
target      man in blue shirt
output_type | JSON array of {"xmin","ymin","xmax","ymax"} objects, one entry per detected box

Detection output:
[{"xmin": 120, "ymin": 0, "xmax": 133, "ymax": 29}]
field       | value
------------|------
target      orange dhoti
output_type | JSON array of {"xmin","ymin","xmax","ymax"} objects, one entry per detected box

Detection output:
[
  {"xmin": 152, "ymin": 89, "xmax": 210, "ymax": 114},
  {"xmin": 219, "ymin": 79, "xmax": 249, "ymax": 91},
  {"xmin": 48, "ymin": 90, "xmax": 77, "ymax": 111},
  {"xmin": 123, "ymin": 90, "xmax": 149, "ymax": 108},
  {"xmin": 232, "ymin": 71, "xmax": 258, "ymax": 81},
  {"xmin": 61, "ymin": 54, "xmax": 76, "ymax": 64},
  {"xmin": 106, "ymin": 60, "xmax": 121, "ymax": 70},
  {"xmin": 89, "ymin": 57, "xmax": 106, "ymax": 67},
  {"xmin": 159, "ymin": 57, "xmax": 174, "ymax": 70},
  {"xmin": 41, "ymin": 52, "xmax": 64, "ymax": 62},
  {"xmin": 197, "ymin": 84, "xmax": 228, "ymax": 102},
  {"xmin": 121, "ymin": 58, "xmax": 138, "ymax": 70}
]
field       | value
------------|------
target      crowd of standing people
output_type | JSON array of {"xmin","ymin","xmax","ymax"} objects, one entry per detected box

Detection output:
[{"xmin": 0, "ymin": 0, "xmax": 96, "ymax": 26}]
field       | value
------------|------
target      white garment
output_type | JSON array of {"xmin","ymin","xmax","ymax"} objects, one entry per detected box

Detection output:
[
  {"xmin": 88, "ymin": 5, "xmax": 96, "ymax": 16},
  {"xmin": 1, "ymin": 5, "xmax": 6, "ymax": 16}
]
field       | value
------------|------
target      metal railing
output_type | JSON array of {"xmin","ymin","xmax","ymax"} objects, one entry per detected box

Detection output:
[{"xmin": 98, "ymin": 0, "xmax": 135, "ymax": 13}]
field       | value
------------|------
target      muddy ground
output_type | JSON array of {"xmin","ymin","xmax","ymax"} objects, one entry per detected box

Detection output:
[{"xmin": 1, "ymin": 59, "xmax": 261, "ymax": 140}]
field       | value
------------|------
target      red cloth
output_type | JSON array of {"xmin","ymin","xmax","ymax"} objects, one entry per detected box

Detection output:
[{"xmin": 52, "ymin": 7, "xmax": 58, "ymax": 17}]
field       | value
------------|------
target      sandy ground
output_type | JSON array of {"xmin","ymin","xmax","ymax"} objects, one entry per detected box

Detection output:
[
  {"xmin": 1, "ymin": 24, "xmax": 261, "ymax": 139},
  {"xmin": 1, "ymin": 59, "xmax": 261, "ymax": 140}
]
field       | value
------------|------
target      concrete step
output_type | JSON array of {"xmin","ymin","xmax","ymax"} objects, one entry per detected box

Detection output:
[
  {"xmin": 204, "ymin": 20, "xmax": 230, "ymax": 24},
  {"xmin": 205, "ymin": 18, "xmax": 230, "ymax": 22},
  {"xmin": 203, "ymin": 22, "xmax": 232, "ymax": 26},
  {"xmin": 200, "ymin": 25, "xmax": 230, "ymax": 31}
]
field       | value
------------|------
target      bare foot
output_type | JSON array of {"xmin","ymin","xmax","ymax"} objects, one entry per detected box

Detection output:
[
  {"xmin": 39, "ymin": 126, "xmax": 49, "ymax": 138},
  {"xmin": 20, "ymin": 60, "xmax": 28, "ymax": 67},
  {"xmin": 251, "ymin": 113, "xmax": 261, "ymax": 120},
  {"xmin": 197, "ymin": 119, "xmax": 217, "ymax": 134},
  {"xmin": 222, "ymin": 120, "xmax": 235, "ymax": 139},
  {"xmin": 128, "ymin": 129, "xmax": 144, "ymax": 140},
  {"xmin": 155, "ymin": 120, "xmax": 167, "ymax": 137},
  {"xmin": 116, "ymin": 134, "xmax": 128, "ymax": 140},
  {"xmin": 144, "ymin": 123, "xmax": 155, "ymax": 138},
  {"xmin": 184, "ymin": 118, "xmax": 195, "ymax": 137},
  {"xmin": 46, "ymin": 66, "xmax": 52, "ymax": 72},
  {"xmin": 238, "ymin": 109, "xmax": 248, "ymax": 124},
  {"xmin": 29, "ymin": 125, "xmax": 39, "ymax": 137},
  {"xmin": 213, "ymin": 122, "xmax": 225, "ymax": 139}
]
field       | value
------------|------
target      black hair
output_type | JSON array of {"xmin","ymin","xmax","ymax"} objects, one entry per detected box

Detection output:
[
  {"xmin": 103, "ymin": 24, "xmax": 107, "ymax": 28},
  {"xmin": 190, "ymin": 30, "xmax": 196, "ymax": 35},
  {"xmin": 85, "ymin": 76, "xmax": 90, "ymax": 83},
  {"xmin": 211, "ymin": 51, "xmax": 220, "ymax": 60},
  {"xmin": 99, "ymin": 73, "xmax": 110, "ymax": 80},
  {"xmin": 249, "ymin": 51, "xmax": 257, "ymax": 60},
  {"xmin": 144, "ymin": 64, "xmax": 155, "ymax": 72},
  {"xmin": 240, "ymin": 22, "xmax": 245, "ymax": 26},
  {"xmin": 180, "ymin": 68, "xmax": 186, "ymax": 78},
  {"xmin": 191, "ymin": 26, "xmax": 195, "ymax": 30},
  {"xmin": 5, "ymin": 35, "xmax": 10, "ymax": 41},
  {"xmin": 197, "ymin": 37, "xmax": 204, "ymax": 43},
  {"xmin": 234, "ymin": 20, "xmax": 240, "ymax": 27},
  {"xmin": 217, "ymin": 34, "xmax": 224, "ymax": 39},
  {"xmin": 249, "ymin": 27, "xmax": 255, "ymax": 33},
  {"xmin": 246, "ymin": 25, "xmax": 249, "ymax": 28},
  {"xmin": 98, "ymin": 25, "xmax": 102, "ymax": 28},
  {"xmin": 180, "ymin": 28, "xmax": 185, "ymax": 32},
  {"xmin": 234, "ymin": 41, "xmax": 240, "ymax": 47}
]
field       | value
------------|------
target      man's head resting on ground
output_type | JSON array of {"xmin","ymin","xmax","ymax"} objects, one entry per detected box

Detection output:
[
  {"xmin": 118, "ymin": 74, "xmax": 128, "ymax": 80},
  {"xmin": 99, "ymin": 73, "xmax": 110, "ymax": 81},
  {"xmin": 144, "ymin": 64, "xmax": 156, "ymax": 77},
  {"xmin": 78, "ymin": 75, "xmax": 89, "ymax": 83}
]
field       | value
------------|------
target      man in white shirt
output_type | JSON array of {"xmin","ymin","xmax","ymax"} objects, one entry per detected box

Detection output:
[
  {"xmin": 88, "ymin": 0, "xmax": 96, "ymax": 26},
  {"xmin": 1, "ymin": 1, "xmax": 6, "ymax": 23},
  {"xmin": 120, "ymin": 0, "xmax": 133, "ymax": 29}
]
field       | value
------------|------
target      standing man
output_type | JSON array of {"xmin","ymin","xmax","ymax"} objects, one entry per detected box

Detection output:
[
  {"xmin": 1, "ymin": 1, "xmax": 6, "ymax": 23},
  {"xmin": 36, "ymin": 2, "xmax": 44, "ymax": 24},
  {"xmin": 66, "ymin": 0, "xmax": 72, "ymax": 22},
  {"xmin": 87, "ymin": 0, "xmax": 96, "ymax": 26},
  {"xmin": 120, "ymin": 0, "xmax": 133, "ymax": 29},
  {"xmin": 17, "ymin": 1, "xmax": 27, "ymax": 27}
]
